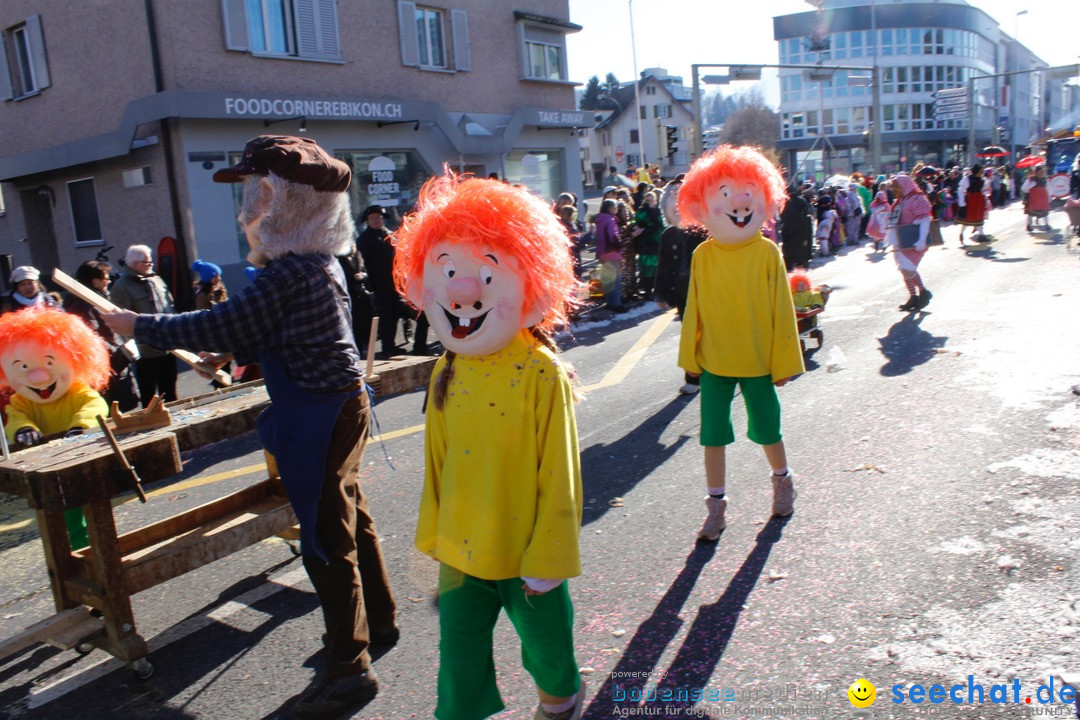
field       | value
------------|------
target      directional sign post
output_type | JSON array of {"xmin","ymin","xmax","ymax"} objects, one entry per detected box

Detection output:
[
  {"xmin": 933, "ymin": 87, "xmax": 969, "ymax": 99},
  {"xmin": 933, "ymin": 111, "xmax": 969, "ymax": 121},
  {"xmin": 933, "ymin": 95, "xmax": 968, "ymax": 109}
]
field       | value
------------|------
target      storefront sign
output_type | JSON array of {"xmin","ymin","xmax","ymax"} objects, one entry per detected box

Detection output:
[
  {"xmin": 519, "ymin": 108, "xmax": 587, "ymax": 128},
  {"xmin": 366, "ymin": 156, "xmax": 401, "ymax": 206},
  {"xmin": 224, "ymin": 96, "xmax": 405, "ymax": 120}
]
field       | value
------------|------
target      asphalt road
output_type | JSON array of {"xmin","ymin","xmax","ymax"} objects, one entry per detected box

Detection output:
[{"xmin": 1, "ymin": 201, "xmax": 1078, "ymax": 720}]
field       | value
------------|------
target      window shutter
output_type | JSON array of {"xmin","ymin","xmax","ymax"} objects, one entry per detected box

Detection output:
[
  {"xmin": 25, "ymin": 15, "xmax": 50, "ymax": 89},
  {"xmin": 294, "ymin": 0, "xmax": 320, "ymax": 57},
  {"xmin": 0, "ymin": 35, "xmax": 13, "ymax": 101},
  {"xmin": 397, "ymin": 1, "xmax": 419, "ymax": 67},
  {"xmin": 316, "ymin": 0, "xmax": 341, "ymax": 59},
  {"xmin": 450, "ymin": 9, "xmax": 470, "ymax": 72},
  {"xmin": 220, "ymin": 0, "xmax": 249, "ymax": 51}
]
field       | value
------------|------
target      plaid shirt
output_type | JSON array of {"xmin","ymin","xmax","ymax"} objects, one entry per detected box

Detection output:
[{"xmin": 135, "ymin": 253, "xmax": 362, "ymax": 392}]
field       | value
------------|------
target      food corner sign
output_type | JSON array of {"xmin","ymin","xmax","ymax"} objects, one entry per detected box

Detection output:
[{"xmin": 224, "ymin": 96, "xmax": 405, "ymax": 120}]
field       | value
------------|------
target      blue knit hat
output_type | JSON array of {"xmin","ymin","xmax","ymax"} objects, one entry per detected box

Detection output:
[{"xmin": 192, "ymin": 259, "xmax": 221, "ymax": 283}]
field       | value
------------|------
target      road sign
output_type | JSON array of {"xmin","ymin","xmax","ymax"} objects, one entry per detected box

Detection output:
[
  {"xmin": 933, "ymin": 111, "xmax": 969, "ymax": 121},
  {"xmin": 1048, "ymin": 173, "xmax": 1071, "ymax": 198},
  {"xmin": 933, "ymin": 95, "xmax": 968, "ymax": 109},
  {"xmin": 933, "ymin": 87, "xmax": 968, "ymax": 99}
]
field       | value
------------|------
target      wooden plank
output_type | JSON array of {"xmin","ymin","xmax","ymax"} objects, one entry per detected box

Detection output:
[
  {"xmin": 122, "ymin": 497, "xmax": 297, "ymax": 595},
  {"xmin": 0, "ymin": 607, "xmax": 93, "ymax": 661},
  {"xmin": 112, "ymin": 481, "xmax": 281, "ymax": 556},
  {"xmin": 371, "ymin": 355, "xmax": 437, "ymax": 396},
  {"xmin": 46, "ymin": 613, "xmax": 106, "ymax": 650},
  {"xmin": 52, "ymin": 268, "xmax": 232, "ymax": 386},
  {"xmin": 36, "ymin": 508, "xmax": 79, "ymax": 613},
  {"xmin": 82, "ymin": 492, "xmax": 142, "ymax": 656}
]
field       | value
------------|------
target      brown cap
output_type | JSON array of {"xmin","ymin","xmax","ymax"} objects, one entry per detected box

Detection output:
[{"xmin": 212, "ymin": 135, "xmax": 351, "ymax": 193}]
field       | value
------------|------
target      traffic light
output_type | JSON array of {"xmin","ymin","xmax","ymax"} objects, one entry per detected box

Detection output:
[{"xmin": 665, "ymin": 125, "xmax": 678, "ymax": 158}]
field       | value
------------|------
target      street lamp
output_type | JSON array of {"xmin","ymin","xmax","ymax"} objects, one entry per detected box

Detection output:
[
  {"xmin": 1014, "ymin": 10, "xmax": 1028, "ymax": 43},
  {"xmin": 628, "ymin": 0, "xmax": 646, "ymax": 168}
]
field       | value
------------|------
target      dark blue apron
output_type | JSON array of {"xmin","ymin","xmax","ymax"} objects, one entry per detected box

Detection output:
[{"xmin": 256, "ymin": 349, "xmax": 360, "ymax": 562}]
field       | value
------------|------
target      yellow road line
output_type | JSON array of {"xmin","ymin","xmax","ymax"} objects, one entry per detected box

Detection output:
[{"xmin": 582, "ymin": 310, "xmax": 677, "ymax": 392}]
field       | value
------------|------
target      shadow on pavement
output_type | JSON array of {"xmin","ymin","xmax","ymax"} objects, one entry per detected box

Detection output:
[
  {"xmin": 580, "ymin": 395, "xmax": 694, "ymax": 526},
  {"xmin": 653, "ymin": 517, "xmax": 791, "ymax": 708},
  {"xmin": 878, "ymin": 313, "xmax": 948, "ymax": 377},
  {"xmin": 581, "ymin": 542, "xmax": 716, "ymax": 719}
]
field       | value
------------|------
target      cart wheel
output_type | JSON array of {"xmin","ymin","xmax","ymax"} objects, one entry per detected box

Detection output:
[
  {"xmin": 74, "ymin": 640, "xmax": 95, "ymax": 656},
  {"xmin": 131, "ymin": 658, "xmax": 154, "ymax": 680}
]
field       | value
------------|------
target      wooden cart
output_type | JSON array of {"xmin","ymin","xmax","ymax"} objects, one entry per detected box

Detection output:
[{"xmin": 0, "ymin": 354, "xmax": 436, "ymax": 677}]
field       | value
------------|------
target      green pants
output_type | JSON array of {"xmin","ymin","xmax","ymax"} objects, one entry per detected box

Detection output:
[
  {"xmin": 435, "ymin": 563, "xmax": 579, "ymax": 720},
  {"xmin": 65, "ymin": 508, "xmax": 89, "ymax": 551},
  {"xmin": 699, "ymin": 372, "xmax": 782, "ymax": 446}
]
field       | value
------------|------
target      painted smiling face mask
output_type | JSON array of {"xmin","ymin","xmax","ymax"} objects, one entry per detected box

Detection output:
[
  {"xmin": 0, "ymin": 307, "xmax": 110, "ymax": 407},
  {"xmin": 392, "ymin": 175, "xmax": 580, "ymax": 359},
  {"xmin": 677, "ymin": 145, "xmax": 787, "ymax": 245},
  {"xmin": 417, "ymin": 241, "xmax": 543, "ymax": 357},
  {"xmin": 1, "ymin": 340, "xmax": 75, "ymax": 404}
]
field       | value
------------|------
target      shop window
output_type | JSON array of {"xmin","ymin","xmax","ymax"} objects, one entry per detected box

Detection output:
[
  {"xmin": 504, "ymin": 151, "xmax": 563, "ymax": 200},
  {"xmin": 67, "ymin": 178, "xmax": 103, "ymax": 246},
  {"xmin": 339, "ymin": 151, "xmax": 433, "ymax": 228},
  {"xmin": 221, "ymin": 0, "xmax": 341, "ymax": 61},
  {"xmin": 0, "ymin": 15, "xmax": 51, "ymax": 100}
]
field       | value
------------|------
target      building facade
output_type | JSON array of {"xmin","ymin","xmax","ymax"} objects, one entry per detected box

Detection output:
[
  {"xmin": 579, "ymin": 71, "xmax": 694, "ymax": 188},
  {"xmin": 773, "ymin": 0, "xmax": 1069, "ymax": 178},
  {"xmin": 0, "ymin": 0, "xmax": 584, "ymax": 299}
]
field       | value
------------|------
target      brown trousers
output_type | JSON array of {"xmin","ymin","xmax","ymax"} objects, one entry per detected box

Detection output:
[{"xmin": 301, "ymin": 389, "xmax": 396, "ymax": 676}]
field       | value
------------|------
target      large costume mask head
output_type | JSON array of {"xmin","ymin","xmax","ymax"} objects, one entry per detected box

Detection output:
[
  {"xmin": 678, "ymin": 146, "xmax": 787, "ymax": 243},
  {"xmin": 213, "ymin": 135, "xmax": 355, "ymax": 266},
  {"xmin": 0, "ymin": 307, "xmax": 109, "ymax": 405},
  {"xmin": 392, "ymin": 174, "xmax": 579, "ymax": 357}
]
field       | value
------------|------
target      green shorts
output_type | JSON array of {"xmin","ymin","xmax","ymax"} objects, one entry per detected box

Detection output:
[
  {"xmin": 699, "ymin": 372, "xmax": 782, "ymax": 446},
  {"xmin": 435, "ymin": 564, "xmax": 579, "ymax": 720}
]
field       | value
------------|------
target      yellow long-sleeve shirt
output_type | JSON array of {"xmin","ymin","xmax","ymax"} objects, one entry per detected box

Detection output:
[
  {"xmin": 416, "ymin": 331, "xmax": 583, "ymax": 581},
  {"xmin": 4, "ymin": 383, "xmax": 108, "ymax": 442},
  {"xmin": 678, "ymin": 234, "xmax": 805, "ymax": 383}
]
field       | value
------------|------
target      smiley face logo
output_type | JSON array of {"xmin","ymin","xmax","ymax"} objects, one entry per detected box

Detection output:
[{"xmin": 848, "ymin": 678, "xmax": 876, "ymax": 708}]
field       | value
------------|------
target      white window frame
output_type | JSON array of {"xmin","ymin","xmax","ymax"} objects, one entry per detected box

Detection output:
[
  {"xmin": 524, "ymin": 40, "xmax": 563, "ymax": 81},
  {"xmin": 247, "ymin": 0, "xmax": 297, "ymax": 56},
  {"xmin": 416, "ymin": 6, "xmax": 447, "ymax": 69},
  {"xmin": 66, "ymin": 177, "xmax": 105, "ymax": 247}
]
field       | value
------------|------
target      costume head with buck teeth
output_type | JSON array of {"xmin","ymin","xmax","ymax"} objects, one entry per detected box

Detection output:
[
  {"xmin": 678, "ymin": 146, "xmax": 787, "ymax": 244},
  {"xmin": 0, "ymin": 307, "xmax": 109, "ymax": 405},
  {"xmin": 392, "ymin": 172, "xmax": 580, "ymax": 358}
]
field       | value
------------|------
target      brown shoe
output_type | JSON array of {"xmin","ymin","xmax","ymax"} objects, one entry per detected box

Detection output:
[{"xmin": 292, "ymin": 669, "xmax": 378, "ymax": 719}]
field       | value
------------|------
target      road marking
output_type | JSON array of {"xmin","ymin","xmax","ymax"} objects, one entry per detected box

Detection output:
[
  {"xmin": 582, "ymin": 310, "xmax": 676, "ymax": 392},
  {"xmin": 25, "ymin": 567, "xmax": 310, "ymax": 711}
]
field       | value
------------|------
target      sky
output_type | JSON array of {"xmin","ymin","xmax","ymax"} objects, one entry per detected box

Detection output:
[{"xmin": 566, "ymin": 0, "xmax": 1080, "ymax": 107}]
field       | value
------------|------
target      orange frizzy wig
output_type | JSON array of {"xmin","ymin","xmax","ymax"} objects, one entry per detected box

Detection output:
[
  {"xmin": 0, "ymin": 307, "xmax": 110, "ymax": 390},
  {"xmin": 788, "ymin": 271, "xmax": 812, "ymax": 294},
  {"xmin": 678, "ymin": 145, "xmax": 788, "ymax": 226},
  {"xmin": 392, "ymin": 172, "xmax": 581, "ymax": 335}
]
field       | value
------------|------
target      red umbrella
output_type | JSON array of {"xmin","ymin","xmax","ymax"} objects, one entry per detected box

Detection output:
[
  {"xmin": 1015, "ymin": 155, "xmax": 1044, "ymax": 169},
  {"xmin": 977, "ymin": 145, "xmax": 1009, "ymax": 158}
]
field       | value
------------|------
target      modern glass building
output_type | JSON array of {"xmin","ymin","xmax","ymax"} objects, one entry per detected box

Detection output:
[{"xmin": 773, "ymin": 0, "xmax": 1059, "ymax": 177}]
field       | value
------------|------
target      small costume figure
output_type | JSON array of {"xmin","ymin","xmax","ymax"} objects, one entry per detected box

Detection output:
[
  {"xmin": 0, "ymin": 307, "xmax": 110, "ymax": 549},
  {"xmin": 955, "ymin": 164, "xmax": 987, "ymax": 244},
  {"xmin": 866, "ymin": 191, "xmax": 891, "ymax": 251},
  {"xmin": 677, "ymin": 146, "xmax": 804, "ymax": 541},
  {"xmin": 788, "ymin": 271, "xmax": 826, "ymax": 310},
  {"xmin": 1021, "ymin": 165, "xmax": 1051, "ymax": 232},
  {"xmin": 104, "ymin": 135, "xmax": 396, "ymax": 719},
  {"xmin": 393, "ymin": 175, "xmax": 585, "ymax": 720}
]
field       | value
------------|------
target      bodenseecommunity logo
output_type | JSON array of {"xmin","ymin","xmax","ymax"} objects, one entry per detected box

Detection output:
[{"xmin": 846, "ymin": 676, "xmax": 1078, "ymax": 717}]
